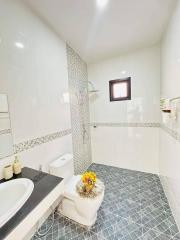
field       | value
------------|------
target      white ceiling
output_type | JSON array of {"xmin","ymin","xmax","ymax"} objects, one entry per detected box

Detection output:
[{"xmin": 23, "ymin": 0, "xmax": 177, "ymax": 63}]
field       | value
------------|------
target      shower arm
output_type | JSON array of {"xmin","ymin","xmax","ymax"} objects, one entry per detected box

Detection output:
[{"xmin": 169, "ymin": 96, "xmax": 180, "ymax": 102}]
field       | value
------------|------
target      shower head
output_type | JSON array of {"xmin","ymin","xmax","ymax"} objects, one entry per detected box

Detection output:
[{"xmin": 88, "ymin": 81, "xmax": 99, "ymax": 94}]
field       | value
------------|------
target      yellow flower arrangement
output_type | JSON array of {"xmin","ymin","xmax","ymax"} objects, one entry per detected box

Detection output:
[{"xmin": 81, "ymin": 171, "xmax": 96, "ymax": 192}]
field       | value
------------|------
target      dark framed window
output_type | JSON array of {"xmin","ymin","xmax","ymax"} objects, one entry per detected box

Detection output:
[{"xmin": 109, "ymin": 77, "xmax": 131, "ymax": 102}]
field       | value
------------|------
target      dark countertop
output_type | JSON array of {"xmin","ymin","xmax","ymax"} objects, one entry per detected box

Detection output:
[{"xmin": 0, "ymin": 167, "xmax": 63, "ymax": 240}]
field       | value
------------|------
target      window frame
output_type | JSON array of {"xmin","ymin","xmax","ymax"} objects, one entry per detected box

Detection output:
[{"xmin": 109, "ymin": 77, "xmax": 131, "ymax": 102}]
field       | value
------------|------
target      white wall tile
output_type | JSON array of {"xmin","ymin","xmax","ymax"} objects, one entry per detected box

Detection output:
[
  {"xmin": 0, "ymin": 0, "xmax": 71, "ymax": 142},
  {"xmin": 159, "ymin": 129, "xmax": 180, "ymax": 228},
  {"xmin": 160, "ymin": 0, "xmax": 180, "ymax": 229},
  {"xmin": 91, "ymin": 126, "xmax": 159, "ymax": 174},
  {"xmin": 88, "ymin": 45, "xmax": 160, "ymax": 173},
  {"xmin": 88, "ymin": 45, "xmax": 160, "ymax": 123},
  {"xmin": 161, "ymin": 1, "xmax": 180, "ymax": 99},
  {"xmin": 0, "ymin": 0, "xmax": 72, "ymax": 176}
]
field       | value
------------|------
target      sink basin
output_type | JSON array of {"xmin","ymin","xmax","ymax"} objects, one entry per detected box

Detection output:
[{"xmin": 0, "ymin": 178, "xmax": 34, "ymax": 228}]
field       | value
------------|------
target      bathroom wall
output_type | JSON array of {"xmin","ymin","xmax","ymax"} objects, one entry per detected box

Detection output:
[
  {"xmin": 88, "ymin": 45, "xmax": 160, "ymax": 173},
  {"xmin": 66, "ymin": 45, "xmax": 92, "ymax": 174},
  {"xmin": 0, "ymin": 0, "xmax": 72, "ymax": 178},
  {"xmin": 160, "ymin": 0, "xmax": 180, "ymax": 229}
]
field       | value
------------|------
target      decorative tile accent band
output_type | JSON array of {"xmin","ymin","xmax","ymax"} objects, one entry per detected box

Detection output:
[
  {"xmin": 14, "ymin": 129, "xmax": 72, "ymax": 154},
  {"xmin": 91, "ymin": 123, "xmax": 180, "ymax": 141},
  {"xmin": 161, "ymin": 124, "xmax": 180, "ymax": 141},
  {"xmin": 0, "ymin": 129, "xmax": 11, "ymax": 135},
  {"xmin": 90, "ymin": 122, "xmax": 160, "ymax": 128}
]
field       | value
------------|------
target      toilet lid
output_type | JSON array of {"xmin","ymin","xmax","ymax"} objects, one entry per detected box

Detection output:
[{"xmin": 64, "ymin": 175, "xmax": 81, "ymax": 200}]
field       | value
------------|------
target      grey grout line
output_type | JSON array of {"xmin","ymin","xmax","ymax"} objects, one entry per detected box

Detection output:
[
  {"xmin": 172, "ymin": 233, "xmax": 180, "ymax": 240},
  {"xmin": 110, "ymin": 174, "xmax": 177, "ymax": 239},
  {"xmin": 32, "ymin": 164, "xmax": 180, "ymax": 240},
  {"xmin": 139, "ymin": 179, "xmax": 177, "ymax": 239}
]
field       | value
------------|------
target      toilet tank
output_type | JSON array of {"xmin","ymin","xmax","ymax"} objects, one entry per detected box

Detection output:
[{"xmin": 49, "ymin": 154, "xmax": 74, "ymax": 182}]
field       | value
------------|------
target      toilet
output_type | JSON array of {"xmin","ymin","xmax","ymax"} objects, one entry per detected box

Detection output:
[{"xmin": 49, "ymin": 154, "xmax": 104, "ymax": 227}]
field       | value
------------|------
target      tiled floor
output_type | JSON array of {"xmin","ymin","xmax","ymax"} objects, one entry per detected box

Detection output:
[{"xmin": 32, "ymin": 164, "xmax": 180, "ymax": 240}]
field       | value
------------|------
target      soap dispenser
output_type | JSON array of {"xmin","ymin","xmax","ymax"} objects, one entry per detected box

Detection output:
[{"xmin": 13, "ymin": 155, "xmax": 22, "ymax": 175}]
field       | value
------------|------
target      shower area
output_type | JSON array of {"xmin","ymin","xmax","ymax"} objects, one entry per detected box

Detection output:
[{"xmin": 66, "ymin": 45, "xmax": 92, "ymax": 174}]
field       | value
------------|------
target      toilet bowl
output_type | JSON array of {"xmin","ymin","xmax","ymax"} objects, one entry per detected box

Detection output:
[{"xmin": 49, "ymin": 154, "xmax": 104, "ymax": 227}]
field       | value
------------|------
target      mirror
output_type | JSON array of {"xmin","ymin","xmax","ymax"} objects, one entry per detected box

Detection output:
[{"xmin": 0, "ymin": 94, "xmax": 13, "ymax": 158}]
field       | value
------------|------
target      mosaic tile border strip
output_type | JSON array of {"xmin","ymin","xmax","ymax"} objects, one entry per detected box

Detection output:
[
  {"xmin": 0, "ymin": 129, "xmax": 11, "ymax": 136},
  {"xmin": 90, "ymin": 122, "xmax": 160, "ymax": 128},
  {"xmin": 90, "ymin": 122, "xmax": 180, "ymax": 142},
  {"xmin": 161, "ymin": 123, "xmax": 180, "ymax": 141},
  {"xmin": 13, "ymin": 129, "xmax": 71, "ymax": 154},
  {"xmin": 67, "ymin": 44, "xmax": 92, "ymax": 174}
]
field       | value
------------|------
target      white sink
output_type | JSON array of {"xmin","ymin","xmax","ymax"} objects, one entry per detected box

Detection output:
[{"xmin": 0, "ymin": 178, "xmax": 34, "ymax": 228}]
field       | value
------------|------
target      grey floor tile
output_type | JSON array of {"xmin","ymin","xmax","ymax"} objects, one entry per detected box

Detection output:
[{"xmin": 32, "ymin": 164, "xmax": 180, "ymax": 240}]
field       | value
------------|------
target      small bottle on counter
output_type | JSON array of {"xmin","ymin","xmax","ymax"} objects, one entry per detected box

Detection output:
[
  {"xmin": 3, "ymin": 165, "xmax": 13, "ymax": 180},
  {"xmin": 13, "ymin": 155, "xmax": 22, "ymax": 175}
]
